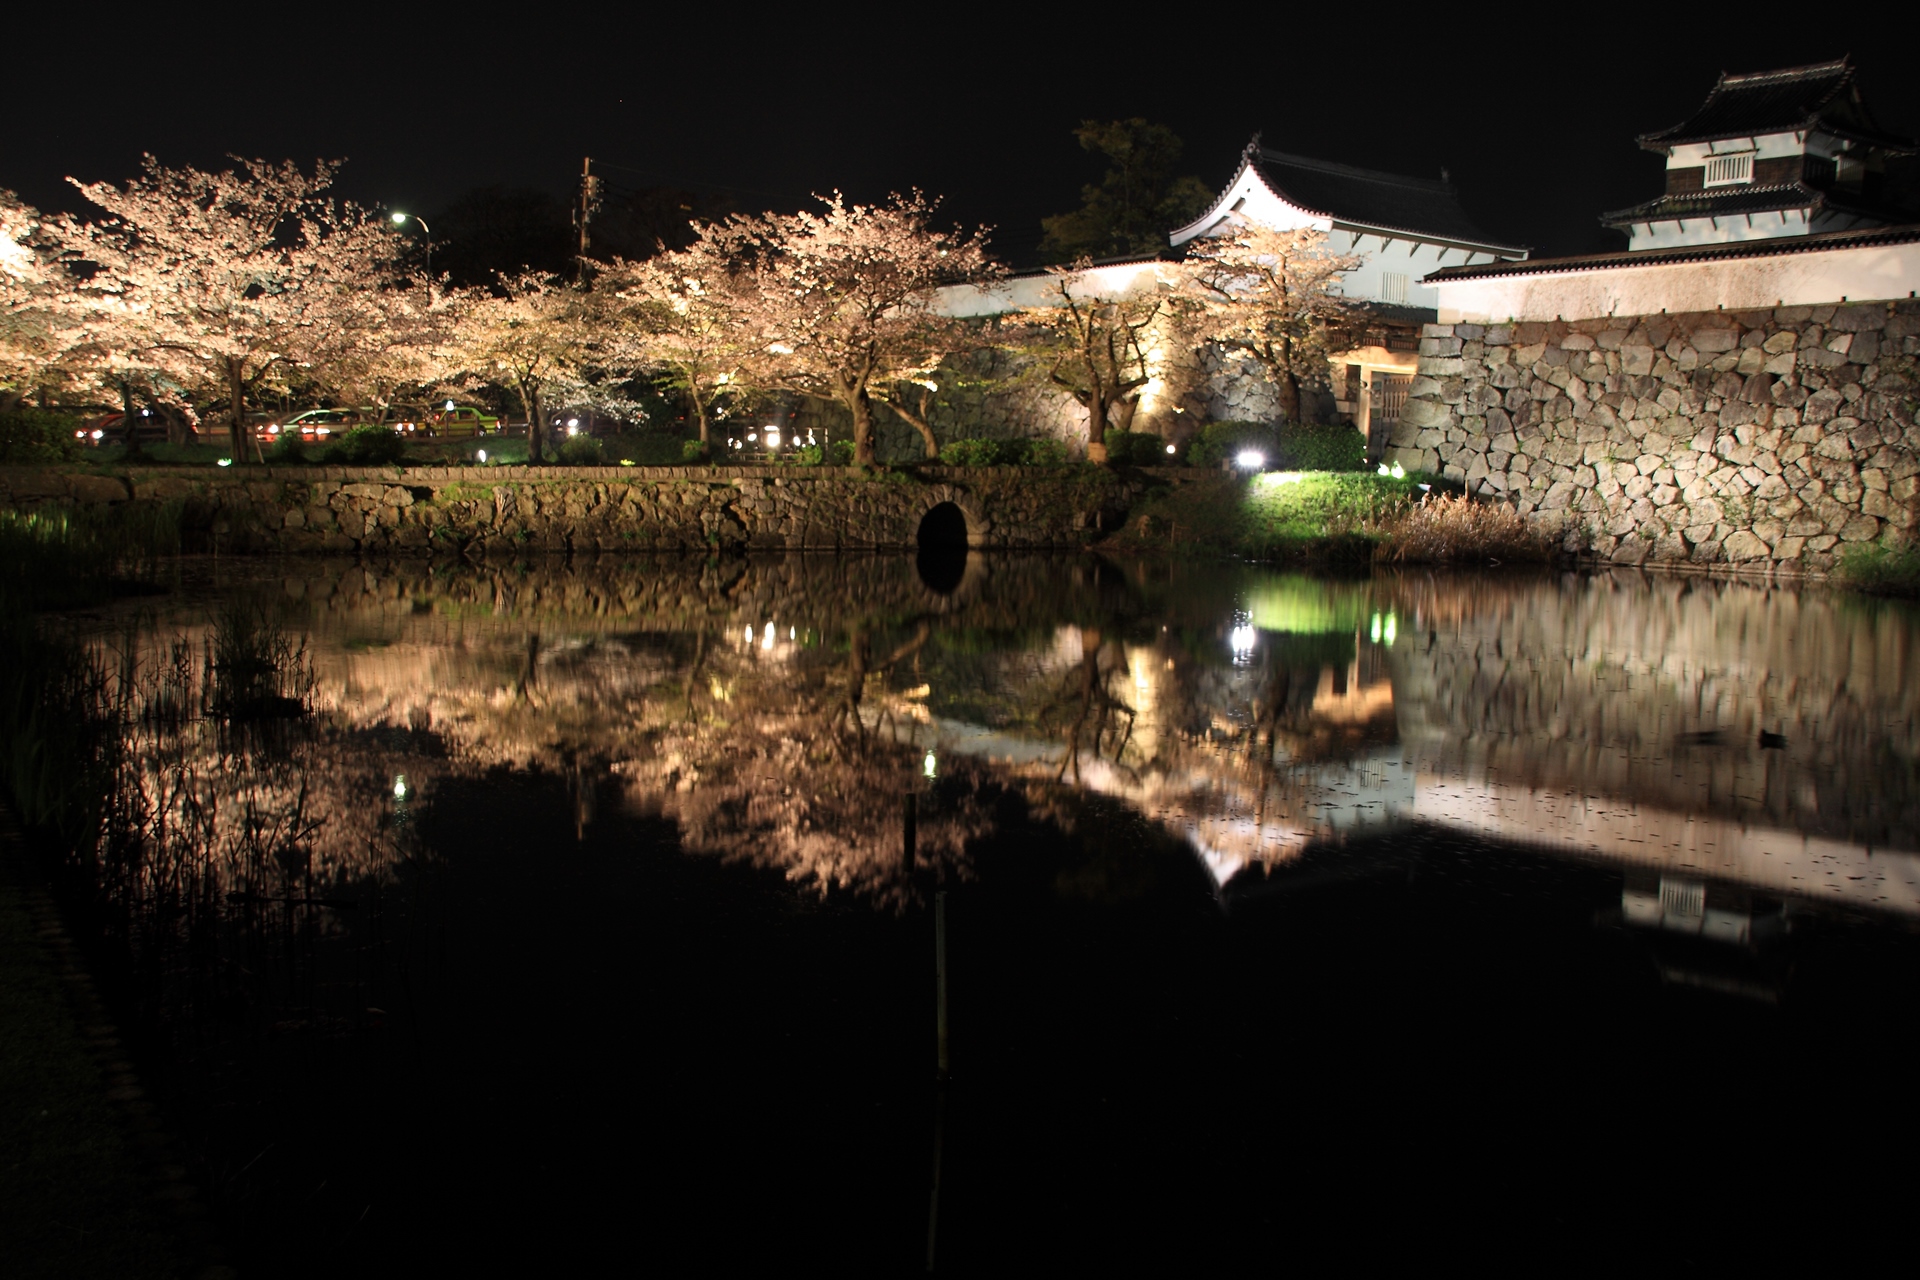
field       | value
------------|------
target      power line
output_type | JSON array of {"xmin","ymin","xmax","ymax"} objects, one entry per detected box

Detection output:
[{"xmin": 588, "ymin": 157, "xmax": 788, "ymax": 202}]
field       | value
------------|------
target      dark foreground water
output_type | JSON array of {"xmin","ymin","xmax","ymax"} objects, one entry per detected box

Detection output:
[{"xmin": 61, "ymin": 554, "xmax": 1920, "ymax": 1272}]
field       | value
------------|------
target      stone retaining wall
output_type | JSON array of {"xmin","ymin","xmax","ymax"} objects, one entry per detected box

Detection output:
[
  {"xmin": 1388, "ymin": 299, "xmax": 1920, "ymax": 570},
  {"xmin": 0, "ymin": 464, "xmax": 1146, "ymax": 555}
]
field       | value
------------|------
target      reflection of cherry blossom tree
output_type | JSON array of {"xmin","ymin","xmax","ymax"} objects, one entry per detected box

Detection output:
[{"xmin": 643, "ymin": 620, "xmax": 992, "ymax": 910}]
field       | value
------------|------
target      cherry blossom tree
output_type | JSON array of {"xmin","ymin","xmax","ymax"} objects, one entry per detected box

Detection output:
[
  {"xmin": 717, "ymin": 192, "xmax": 996, "ymax": 466},
  {"xmin": 1017, "ymin": 261, "xmax": 1178, "ymax": 464},
  {"xmin": 1179, "ymin": 224, "xmax": 1362, "ymax": 424},
  {"xmin": 593, "ymin": 244, "xmax": 750, "ymax": 451},
  {"xmin": 57, "ymin": 156, "xmax": 403, "ymax": 460},
  {"xmin": 440, "ymin": 272, "xmax": 597, "ymax": 463},
  {"xmin": 1, "ymin": 190, "xmax": 76, "ymax": 411}
]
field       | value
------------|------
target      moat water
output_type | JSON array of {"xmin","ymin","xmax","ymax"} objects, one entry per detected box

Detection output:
[{"xmin": 62, "ymin": 554, "xmax": 1920, "ymax": 1272}]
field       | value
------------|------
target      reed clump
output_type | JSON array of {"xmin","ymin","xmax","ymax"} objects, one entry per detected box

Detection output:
[
  {"xmin": 1373, "ymin": 494, "xmax": 1557, "ymax": 565},
  {"xmin": 0, "ymin": 503, "xmax": 182, "ymax": 610}
]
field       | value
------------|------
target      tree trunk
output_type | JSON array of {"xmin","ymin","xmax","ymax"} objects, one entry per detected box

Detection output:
[
  {"xmin": 890, "ymin": 388, "xmax": 939, "ymax": 460},
  {"xmin": 524, "ymin": 382, "xmax": 546, "ymax": 464},
  {"xmin": 118, "ymin": 380, "xmax": 145, "ymax": 460},
  {"xmin": 691, "ymin": 389, "xmax": 710, "ymax": 447},
  {"xmin": 226, "ymin": 359, "xmax": 248, "ymax": 462},
  {"xmin": 1084, "ymin": 384, "xmax": 1110, "ymax": 464},
  {"xmin": 849, "ymin": 387, "xmax": 876, "ymax": 468}
]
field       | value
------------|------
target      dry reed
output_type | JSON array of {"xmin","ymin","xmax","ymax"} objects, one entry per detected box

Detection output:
[{"xmin": 1374, "ymin": 494, "xmax": 1558, "ymax": 565}]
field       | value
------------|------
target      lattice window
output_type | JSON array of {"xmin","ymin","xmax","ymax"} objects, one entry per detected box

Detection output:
[
  {"xmin": 1379, "ymin": 271, "xmax": 1409, "ymax": 303},
  {"xmin": 1371, "ymin": 373, "xmax": 1413, "ymax": 425},
  {"xmin": 1704, "ymin": 153, "xmax": 1754, "ymax": 187}
]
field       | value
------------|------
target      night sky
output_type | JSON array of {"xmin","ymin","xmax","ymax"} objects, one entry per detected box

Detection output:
[{"xmin": 10, "ymin": 9, "xmax": 1915, "ymax": 263}]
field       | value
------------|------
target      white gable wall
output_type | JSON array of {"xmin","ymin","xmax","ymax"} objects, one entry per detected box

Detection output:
[{"xmin": 1170, "ymin": 166, "xmax": 1520, "ymax": 310}]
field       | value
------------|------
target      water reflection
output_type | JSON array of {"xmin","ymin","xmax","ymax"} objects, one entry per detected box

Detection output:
[{"xmin": 97, "ymin": 556, "xmax": 1919, "ymax": 927}]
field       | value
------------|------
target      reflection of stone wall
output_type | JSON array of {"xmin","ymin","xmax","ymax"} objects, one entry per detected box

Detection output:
[
  {"xmin": 1387, "ymin": 572, "xmax": 1920, "ymax": 851},
  {"xmin": 1392, "ymin": 303, "xmax": 1920, "ymax": 571},
  {"xmin": 0, "ymin": 463, "xmax": 1144, "ymax": 555}
]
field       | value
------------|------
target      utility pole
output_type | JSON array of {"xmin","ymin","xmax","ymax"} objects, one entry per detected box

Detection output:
[{"xmin": 574, "ymin": 156, "xmax": 601, "ymax": 284}]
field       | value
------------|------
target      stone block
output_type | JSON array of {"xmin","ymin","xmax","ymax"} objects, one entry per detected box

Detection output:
[
  {"xmin": 1828, "ymin": 305, "xmax": 1887, "ymax": 332},
  {"xmin": 1722, "ymin": 530, "xmax": 1769, "ymax": 561},
  {"xmin": 1399, "ymin": 399, "xmax": 1455, "ymax": 430},
  {"xmin": 1840, "ymin": 515, "xmax": 1881, "ymax": 541},
  {"xmin": 68, "ymin": 475, "xmax": 130, "ymax": 504},
  {"xmin": 1692, "ymin": 327, "xmax": 1739, "ymax": 353}
]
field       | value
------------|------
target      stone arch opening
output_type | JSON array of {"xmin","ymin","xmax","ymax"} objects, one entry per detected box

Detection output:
[{"xmin": 916, "ymin": 502, "xmax": 970, "ymax": 594}]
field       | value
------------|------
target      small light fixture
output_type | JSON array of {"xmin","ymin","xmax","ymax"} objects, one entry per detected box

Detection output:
[
  {"xmin": 393, "ymin": 774, "xmax": 409, "ymax": 799},
  {"xmin": 1165, "ymin": 444, "xmax": 1176, "ymax": 455},
  {"xmin": 765, "ymin": 429, "xmax": 780, "ymax": 448},
  {"xmin": 1234, "ymin": 450, "xmax": 1265, "ymax": 470},
  {"xmin": 445, "ymin": 399, "xmax": 456, "ymax": 410},
  {"xmin": 476, "ymin": 449, "xmax": 488, "ymax": 463},
  {"xmin": 217, "ymin": 457, "xmax": 233, "ymax": 467},
  {"xmin": 924, "ymin": 751, "xmax": 938, "ymax": 779}
]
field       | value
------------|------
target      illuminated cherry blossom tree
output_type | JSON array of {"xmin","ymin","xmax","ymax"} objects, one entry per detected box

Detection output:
[
  {"xmin": 1179, "ymin": 224, "xmax": 1362, "ymax": 424},
  {"xmin": 716, "ymin": 192, "xmax": 996, "ymax": 465},
  {"xmin": 593, "ymin": 245, "xmax": 751, "ymax": 451},
  {"xmin": 0, "ymin": 190, "xmax": 75, "ymax": 411},
  {"xmin": 57, "ymin": 156, "xmax": 403, "ymax": 459},
  {"xmin": 440, "ymin": 272, "xmax": 598, "ymax": 463},
  {"xmin": 1017, "ymin": 261, "xmax": 1178, "ymax": 464}
]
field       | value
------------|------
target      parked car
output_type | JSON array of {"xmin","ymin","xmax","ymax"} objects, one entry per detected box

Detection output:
[
  {"xmin": 260, "ymin": 408, "xmax": 363, "ymax": 442},
  {"xmin": 394, "ymin": 404, "xmax": 500, "ymax": 438},
  {"xmin": 77, "ymin": 409, "xmax": 199, "ymax": 446}
]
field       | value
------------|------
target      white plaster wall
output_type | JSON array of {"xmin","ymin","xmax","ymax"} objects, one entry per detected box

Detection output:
[
  {"xmin": 935, "ymin": 260, "xmax": 1176, "ymax": 317},
  {"xmin": 1433, "ymin": 239, "xmax": 1920, "ymax": 323},
  {"xmin": 1629, "ymin": 208, "xmax": 1811, "ymax": 251}
]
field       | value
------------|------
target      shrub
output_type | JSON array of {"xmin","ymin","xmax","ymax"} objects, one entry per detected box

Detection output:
[
  {"xmin": 1187, "ymin": 420, "xmax": 1277, "ymax": 468},
  {"xmin": 939, "ymin": 438, "xmax": 1008, "ymax": 466},
  {"xmin": 330, "ymin": 424, "xmax": 408, "ymax": 466},
  {"xmin": 793, "ymin": 444, "xmax": 824, "ymax": 466},
  {"xmin": 1272, "ymin": 422, "xmax": 1369, "ymax": 472},
  {"xmin": 1019, "ymin": 438, "xmax": 1070, "ymax": 466},
  {"xmin": 1837, "ymin": 542, "xmax": 1920, "ymax": 596},
  {"xmin": 266, "ymin": 432, "xmax": 309, "ymax": 465},
  {"xmin": 1102, "ymin": 430, "xmax": 1172, "ymax": 466},
  {"xmin": 829, "ymin": 440, "xmax": 857, "ymax": 466},
  {"xmin": 680, "ymin": 439, "xmax": 710, "ymax": 463},
  {"xmin": 0, "ymin": 409, "xmax": 83, "ymax": 464},
  {"xmin": 556, "ymin": 436, "xmax": 606, "ymax": 466},
  {"xmin": 1373, "ymin": 494, "xmax": 1556, "ymax": 565}
]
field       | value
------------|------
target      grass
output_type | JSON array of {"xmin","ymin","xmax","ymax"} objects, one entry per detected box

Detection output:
[
  {"xmin": 1102, "ymin": 471, "xmax": 1428, "ymax": 565},
  {"xmin": 1836, "ymin": 542, "xmax": 1920, "ymax": 596},
  {"xmin": 1099, "ymin": 471, "xmax": 1561, "ymax": 567}
]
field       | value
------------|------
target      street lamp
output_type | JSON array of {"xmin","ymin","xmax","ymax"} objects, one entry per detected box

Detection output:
[{"xmin": 391, "ymin": 211, "xmax": 432, "ymax": 280}]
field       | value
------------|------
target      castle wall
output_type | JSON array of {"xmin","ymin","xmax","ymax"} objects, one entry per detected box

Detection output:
[{"xmin": 1388, "ymin": 300, "xmax": 1920, "ymax": 570}]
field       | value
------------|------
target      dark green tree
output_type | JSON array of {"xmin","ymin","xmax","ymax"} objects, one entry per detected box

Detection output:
[{"xmin": 1038, "ymin": 120, "xmax": 1214, "ymax": 263}]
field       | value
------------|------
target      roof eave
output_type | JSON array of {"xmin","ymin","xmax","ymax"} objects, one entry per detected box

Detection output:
[{"xmin": 1328, "ymin": 218, "xmax": 1529, "ymax": 259}]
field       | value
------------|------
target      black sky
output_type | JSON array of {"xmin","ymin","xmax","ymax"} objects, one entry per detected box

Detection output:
[{"xmin": 11, "ymin": 4, "xmax": 1915, "ymax": 263}]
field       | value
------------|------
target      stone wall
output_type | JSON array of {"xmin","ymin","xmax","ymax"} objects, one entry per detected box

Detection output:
[
  {"xmin": 1388, "ymin": 300, "xmax": 1920, "ymax": 571},
  {"xmin": 0, "ymin": 464, "xmax": 1146, "ymax": 556}
]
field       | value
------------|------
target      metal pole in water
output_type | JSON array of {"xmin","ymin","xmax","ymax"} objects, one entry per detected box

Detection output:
[
  {"xmin": 903, "ymin": 793, "xmax": 917, "ymax": 868},
  {"xmin": 935, "ymin": 889, "xmax": 949, "ymax": 1081}
]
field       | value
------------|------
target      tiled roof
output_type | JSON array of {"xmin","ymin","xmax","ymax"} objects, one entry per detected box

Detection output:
[
  {"xmin": 1637, "ymin": 58, "xmax": 1916, "ymax": 154},
  {"xmin": 1421, "ymin": 222, "xmax": 1920, "ymax": 283},
  {"xmin": 1599, "ymin": 182, "xmax": 1899, "ymax": 229},
  {"xmin": 1248, "ymin": 149, "xmax": 1526, "ymax": 253}
]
